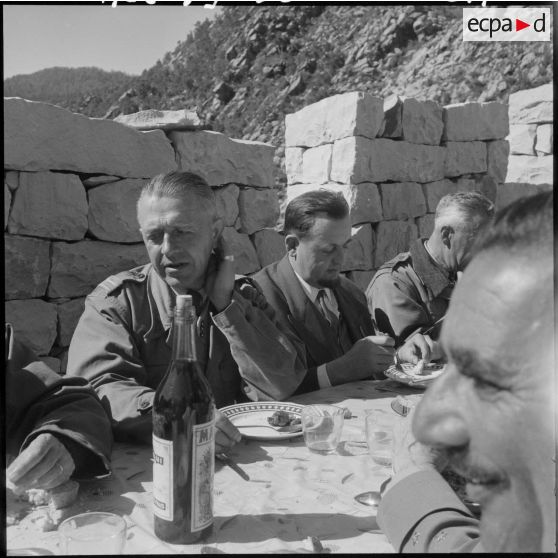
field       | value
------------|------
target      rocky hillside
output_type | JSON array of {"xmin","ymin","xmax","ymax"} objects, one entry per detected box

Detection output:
[
  {"xmin": 4, "ymin": 67, "xmax": 133, "ymax": 117},
  {"xmin": 6, "ymin": 5, "xmax": 552, "ymax": 187}
]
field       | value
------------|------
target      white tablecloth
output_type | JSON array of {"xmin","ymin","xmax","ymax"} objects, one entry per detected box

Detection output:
[{"xmin": 7, "ymin": 379, "xmax": 420, "ymax": 555}]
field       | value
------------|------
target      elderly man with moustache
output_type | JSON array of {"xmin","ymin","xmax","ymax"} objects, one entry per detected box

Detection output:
[
  {"xmin": 377, "ymin": 190, "xmax": 555, "ymax": 553},
  {"xmin": 251, "ymin": 189, "xmax": 436, "ymax": 396},
  {"xmin": 367, "ymin": 191, "xmax": 494, "ymax": 351},
  {"xmin": 67, "ymin": 171, "xmax": 301, "ymax": 451}
]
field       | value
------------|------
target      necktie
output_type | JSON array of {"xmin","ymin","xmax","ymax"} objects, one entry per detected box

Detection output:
[{"xmin": 317, "ymin": 290, "xmax": 339, "ymax": 330}]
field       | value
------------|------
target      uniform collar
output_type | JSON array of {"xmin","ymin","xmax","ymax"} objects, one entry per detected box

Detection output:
[
  {"xmin": 147, "ymin": 267, "xmax": 209, "ymax": 334},
  {"xmin": 411, "ymin": 238, "xmax": 455, "ymax": 297}
]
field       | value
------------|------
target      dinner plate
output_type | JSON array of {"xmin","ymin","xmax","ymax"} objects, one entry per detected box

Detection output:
[
  {"xmin": 220, "ymin": 401, "xmax": 305, "ymax": 440},
  {"xmin": 384, "ymin": 362, "xmax": 446, "ymax": 388}
]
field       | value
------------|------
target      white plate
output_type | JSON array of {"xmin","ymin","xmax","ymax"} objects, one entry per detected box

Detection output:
[
  {"xmin": 220, "ymin": 402, "xmax": 305, "ymax": 440},
  {"xmin": 385, "ymin": 363, "xmax": 446, "ymax": 388}
]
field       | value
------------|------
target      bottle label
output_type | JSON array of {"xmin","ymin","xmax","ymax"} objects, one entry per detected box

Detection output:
[
  {"xmin": 190, "ymin": 419, "xmax": 215, "ymax": 532},
  {"xmin": 152, "ymin": 434, "xmax": 173, "ymax": 521}
]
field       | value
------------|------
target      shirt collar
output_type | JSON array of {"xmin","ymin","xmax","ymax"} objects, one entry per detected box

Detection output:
[{"xmin": 289, "ymin": 258, "xmax": 335, "ymax": 306}]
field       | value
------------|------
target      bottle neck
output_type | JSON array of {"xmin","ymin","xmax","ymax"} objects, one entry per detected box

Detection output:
[{"xmin": 171, "ymin": 308, "xmax": 197, "ymax": 362}]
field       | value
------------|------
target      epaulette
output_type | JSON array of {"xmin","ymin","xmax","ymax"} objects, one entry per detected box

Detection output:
[
  {"xmin": 382, "ymin": 251, "xmax": 411, "ymax": 270},
  {"xmin": 89, "ymin": 268, "xmax": 148, "ymax": 297}
]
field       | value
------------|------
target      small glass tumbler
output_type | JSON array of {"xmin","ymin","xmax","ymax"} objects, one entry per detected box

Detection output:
[
  {"xmin": 302, "ymin": 404, "xmax": 345, "ymax": 454},
  {"xmin": 58, "ymin": 512, "xmax": 127, "ymax": 555},
  {"xmin": 365, "ymin": 409, "xmax": 395, "ymax": 467}
]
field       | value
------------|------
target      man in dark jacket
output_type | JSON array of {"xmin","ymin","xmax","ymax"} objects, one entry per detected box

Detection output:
[
  {"xmin": 5, "ymin": 323, "xmax": 112, "ymax": 492},
  {"xmin": 252, "ymin": 190, "xmax": 435, "ymax": 397}
]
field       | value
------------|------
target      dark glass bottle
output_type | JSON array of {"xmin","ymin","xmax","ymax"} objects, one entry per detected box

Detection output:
[{"xmin": 152, "ymin": 294, "xmax": 215, "ymax": 543}]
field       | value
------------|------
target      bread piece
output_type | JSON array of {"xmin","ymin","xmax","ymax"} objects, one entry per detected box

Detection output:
[
  {"xmin": 48, "ymin": 479, "xmax": 79, "ymax": 509},
  {"xmin": 25, "ymin": 479, "xmax": 79, "ymax": 510}
]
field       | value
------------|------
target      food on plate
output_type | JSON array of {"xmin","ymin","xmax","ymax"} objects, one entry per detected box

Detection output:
[
  {"xmin": 267, "ymin": 410, "xmax": 301, "ymax": 427},
  {"xmin": 410, "ymin": 359, "xmax": 426, "ymax": 375}
]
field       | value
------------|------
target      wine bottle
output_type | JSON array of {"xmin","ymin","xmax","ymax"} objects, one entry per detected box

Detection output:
[{"xmin": 152, "ymin": 294, "xmax": 215, "ymax": 543}]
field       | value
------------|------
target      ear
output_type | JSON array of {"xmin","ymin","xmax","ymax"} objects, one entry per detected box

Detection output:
[
  {"xmin": 440, "ymin": 225, "xmax": 453, "ymax": 249},
  {"xmin": 285, "ymin": 234, "xmax": 299, "ymax": 257},
  {"xmin": 211, "ymin": 217, "xmax": 224, "ymax": 247}
]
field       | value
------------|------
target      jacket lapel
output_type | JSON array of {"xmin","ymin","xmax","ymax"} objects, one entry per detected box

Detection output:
[
  {"xmin": 334, "ymin": 283, "xmax": 373, "ymax": 342},
  {"xmin": 274, "ymin": 257, "xmax": 341, "ymax": 364}
]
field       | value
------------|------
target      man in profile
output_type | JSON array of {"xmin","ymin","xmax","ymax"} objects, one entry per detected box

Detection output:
[
  {"xmin": 367, "ymin": 191, "xmax": 494, "ymax": 350},
  {"xmin": 377, "ymin": 191, "xmax": 555, "ymax": 552},
  {"xmin": 252, "ymin": 189, "xmax": 436, "ymax": 396},
  {"xmin": 68, "ymin": 171, "xmax": 300, "ymax": 449}
]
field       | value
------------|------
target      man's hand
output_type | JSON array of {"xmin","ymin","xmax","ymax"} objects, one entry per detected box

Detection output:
[
  {"xmin": 206, "ymin": 236, "xmax": 235, "ymax": 313},
  {"xmin": 6, "ymin": 433, "xmax": 75, "ymax": 493},
  {"xmin": 398, "ymin": 334, "xmax": 443, "ymax": 364},
  {"xmin": 214, "ymin": 409, "xmax": 241, "ymax": 454},
  {"xmin": 326, "ymin": 335, "xmax": 396, "ymax": 384},
  {"xmin": 397, "ymin": 333, "xmax": 434, "ymax": 364}
]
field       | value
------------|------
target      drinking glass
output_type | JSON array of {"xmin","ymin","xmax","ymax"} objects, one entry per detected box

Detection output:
[
  {"xmin": 365, "ymin": 409, "xmax": 395, "ymax": 467},
  {"xmin": 301, "ymin": 404, "xmax": 344, "ymax": 454},
  {"xmin": 58, "ymin": 512, "xmax": 127, "ymax": 555}
]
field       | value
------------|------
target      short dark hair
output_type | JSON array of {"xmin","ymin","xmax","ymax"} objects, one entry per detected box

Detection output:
[
  {"xmin": 137, "ymin": 171, "xmax": 216, "ymax": 217},
  {"xmin": 473, "ymin": 189, "xmax": 553, "ymax": 260},
  {"xmin": 284, "ymin": 189, "xmax": 349, "ymax": 238},
  {"xmin": 435, "ymin": 190, "xmax": 495, "ymax": 229}
]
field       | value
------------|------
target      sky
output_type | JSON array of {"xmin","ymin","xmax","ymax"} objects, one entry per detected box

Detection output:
[{"xmin": 3, "ymin": 3, "xmax": 222, "ymax": 78}]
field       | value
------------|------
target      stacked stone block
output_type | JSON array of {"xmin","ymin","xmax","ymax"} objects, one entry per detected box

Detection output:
[
  {"xmin": 285, "ymin": 91, "xmax": 508, "ymax": 292},
  {"xmin": 4, "ymin": 99, "xmax": 282, "ymax": 371},
  {"xmin": 499, "ymin": 83, "xmax": 553, "ymax": 208}
]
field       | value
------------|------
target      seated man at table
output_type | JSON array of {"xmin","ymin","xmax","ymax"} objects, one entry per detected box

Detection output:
[
  {"xmin": 377, "ymin": 190, "xmax": 555, "ymax": 552},
  {"xmin": 67, "ymin": 171, "xmax": 300, "ymax": 447},
  {"xmin": 6, "ymin": 323, "xmax": 112, "ymax": 493},
  {"xmin": 251, "ymin": 189, "xmax": 436, "ymax": 396},
  {"xmin": 366, "ymin": 191, "xmax": 494, "ymax": 348}
]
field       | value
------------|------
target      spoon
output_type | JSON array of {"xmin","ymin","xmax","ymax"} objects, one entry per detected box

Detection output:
[{"xmin": 354, "ymin": 490, "xmax": 382, "ymax": 507}]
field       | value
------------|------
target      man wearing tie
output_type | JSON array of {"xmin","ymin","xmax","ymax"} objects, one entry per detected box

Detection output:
[{"xmin": 251, "ymin": 190, "xmax": 433, "ymax": 397}]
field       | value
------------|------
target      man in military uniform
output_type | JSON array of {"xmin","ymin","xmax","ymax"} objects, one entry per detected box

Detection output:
[
  {"xmin": 67, "ymin": 171, "xmax": 300, "ymax": 450},
  {"xmin": 366, "ymin": 191, "xmax": 494, "ymax": 351},
  {"xmin": 377, "ymin": 191, "xmax": 554, "ymax": 552}
]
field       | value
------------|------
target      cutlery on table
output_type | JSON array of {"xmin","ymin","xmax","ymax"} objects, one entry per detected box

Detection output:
[
  {"xmin": 354, "ymin": 490, "xmax": 382, "ymax": 507},
  {"xmin": 215, "ymin": 453, "xmax": 250, "ymax": 481}
]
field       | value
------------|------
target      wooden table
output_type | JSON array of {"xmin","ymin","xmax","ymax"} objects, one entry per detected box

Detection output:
[{"xmin": 7, "ymin": 379, "xmax": 421, "ymax": 555}]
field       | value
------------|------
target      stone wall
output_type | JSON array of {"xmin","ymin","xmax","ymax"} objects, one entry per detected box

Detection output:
[
  {"xmin": 284, "ymin": 91, "xmax": 508, "ymax": 292},
  {"xmin": 5, "ymin": 86, "xmax": 552, "ymax": 372},
  {"xmin": 499, "ymin": 83, "xmax": 553, "ymax": 208},
  {"xmin": 4, "ymin": 99, "xmax": 282, "ymax": 372}
]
